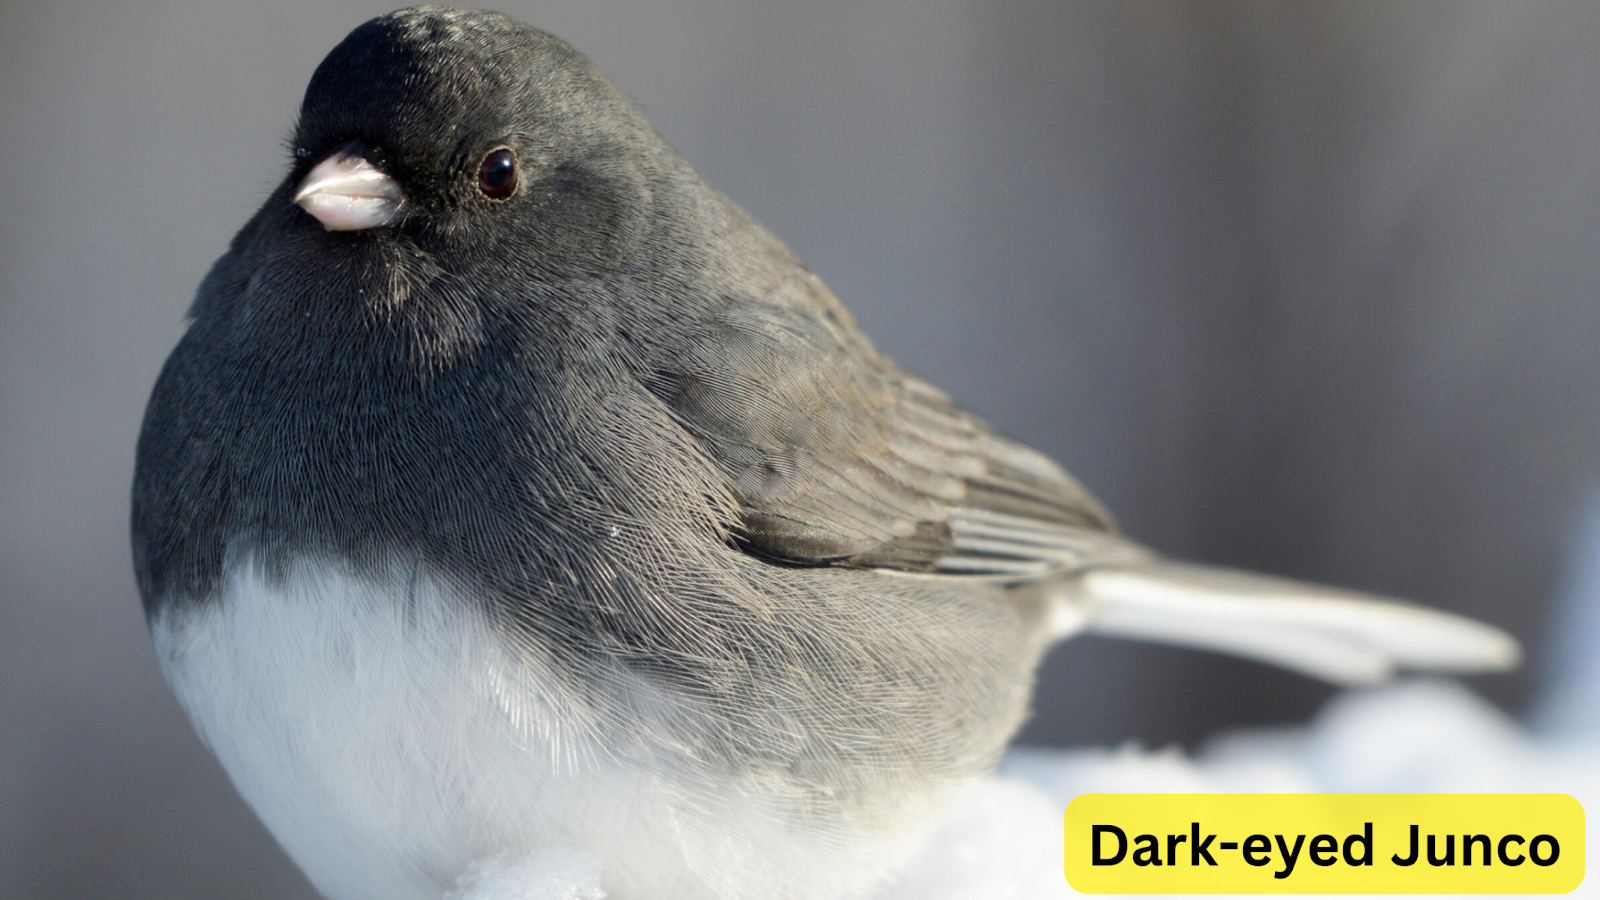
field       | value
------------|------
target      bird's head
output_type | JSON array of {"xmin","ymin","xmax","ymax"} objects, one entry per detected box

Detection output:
[{"xmin": 282, "ymin": 6, "xmax": 656, "ymax": 281}]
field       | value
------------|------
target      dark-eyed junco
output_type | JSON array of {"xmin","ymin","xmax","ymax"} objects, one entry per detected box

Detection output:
[{"xmin": 133, "ymin": 8, "xmax": 1518, "ymax": 900}]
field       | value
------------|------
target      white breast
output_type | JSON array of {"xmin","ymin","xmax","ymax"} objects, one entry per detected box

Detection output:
[{"xmin": 151, "ymin": 556, "xmax": 925, "ymax": 900}]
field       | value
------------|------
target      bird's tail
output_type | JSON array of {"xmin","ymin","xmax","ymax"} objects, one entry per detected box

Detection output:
[{"xmin": 1051, "ymin": 561, "xmax": 1521, "ymax": 685}]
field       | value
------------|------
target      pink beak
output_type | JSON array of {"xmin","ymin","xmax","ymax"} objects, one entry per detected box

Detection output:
[{"xmin": 293, "ymin": 146, "xmax": 405, "ymax": 231}]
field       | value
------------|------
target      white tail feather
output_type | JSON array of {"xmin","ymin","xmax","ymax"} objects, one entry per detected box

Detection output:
[{"xmin": 1059, "ymin": 562, "xmax": 1521, "ymax": 685}]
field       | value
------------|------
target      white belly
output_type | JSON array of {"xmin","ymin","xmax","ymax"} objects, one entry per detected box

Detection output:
[{"xmin": 151, "ymin": 555, "xmax": 922, "ymax": 900}]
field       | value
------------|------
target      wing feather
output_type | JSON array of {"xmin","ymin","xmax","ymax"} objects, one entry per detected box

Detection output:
[{"xmin": 640, "ymin": 275, "xmax": 1125, "ymax": 577}]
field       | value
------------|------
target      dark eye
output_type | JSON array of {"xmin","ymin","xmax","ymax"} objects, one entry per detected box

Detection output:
[{"xmin": 477, "ymin": 148, "xmax": 517, "ymax": 199}]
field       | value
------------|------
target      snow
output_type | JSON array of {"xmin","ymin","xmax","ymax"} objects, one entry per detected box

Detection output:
[{"xmin": 882, "ymin": 679, "xmax": 1597, "ymax": 899}]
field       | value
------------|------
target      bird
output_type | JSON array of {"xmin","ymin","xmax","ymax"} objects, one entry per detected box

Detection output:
[{"xmin": 131, "ymin": 7, "xmax": 1519, "ymax": 900}]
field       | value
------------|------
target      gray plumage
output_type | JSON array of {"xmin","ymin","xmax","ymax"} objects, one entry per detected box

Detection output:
[{"xmin": 132, "ymin": 8, "xmax": 1517, "ymax": 900}]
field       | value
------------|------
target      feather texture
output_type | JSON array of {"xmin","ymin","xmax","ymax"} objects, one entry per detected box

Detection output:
[{"xmin": 1074, "ymin": 562, "xmax": 1522, "ymax": 683}]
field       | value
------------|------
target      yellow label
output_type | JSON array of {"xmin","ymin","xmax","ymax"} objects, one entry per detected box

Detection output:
[{"xmin": 1063, "ymin": 794, "xmax": 1583, "ymax": 894}]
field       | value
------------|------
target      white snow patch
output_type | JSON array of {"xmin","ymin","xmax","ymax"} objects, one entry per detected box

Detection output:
[{"xmin": 884, "ymin": 680, "xmax": 1598, "ymax": 899}]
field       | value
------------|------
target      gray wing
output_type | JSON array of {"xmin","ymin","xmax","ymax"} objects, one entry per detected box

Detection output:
[
  {"xmin": 635, "ymin": 271, "xmax": 1521, "ymax": 683},
  {"xmin": 640, "ymin": 272, "xmax": 1144, "ymax": 579}
]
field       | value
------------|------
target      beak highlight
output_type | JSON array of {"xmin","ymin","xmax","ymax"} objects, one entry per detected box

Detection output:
[{"xmin": 293, "ymin": 145, "xmax": 405, "ymax": 231}]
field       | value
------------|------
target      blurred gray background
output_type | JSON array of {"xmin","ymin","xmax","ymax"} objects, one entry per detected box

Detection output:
[{"xmin": 4, "ymin": 0, "xmax": 1599, "ymax": 896}]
